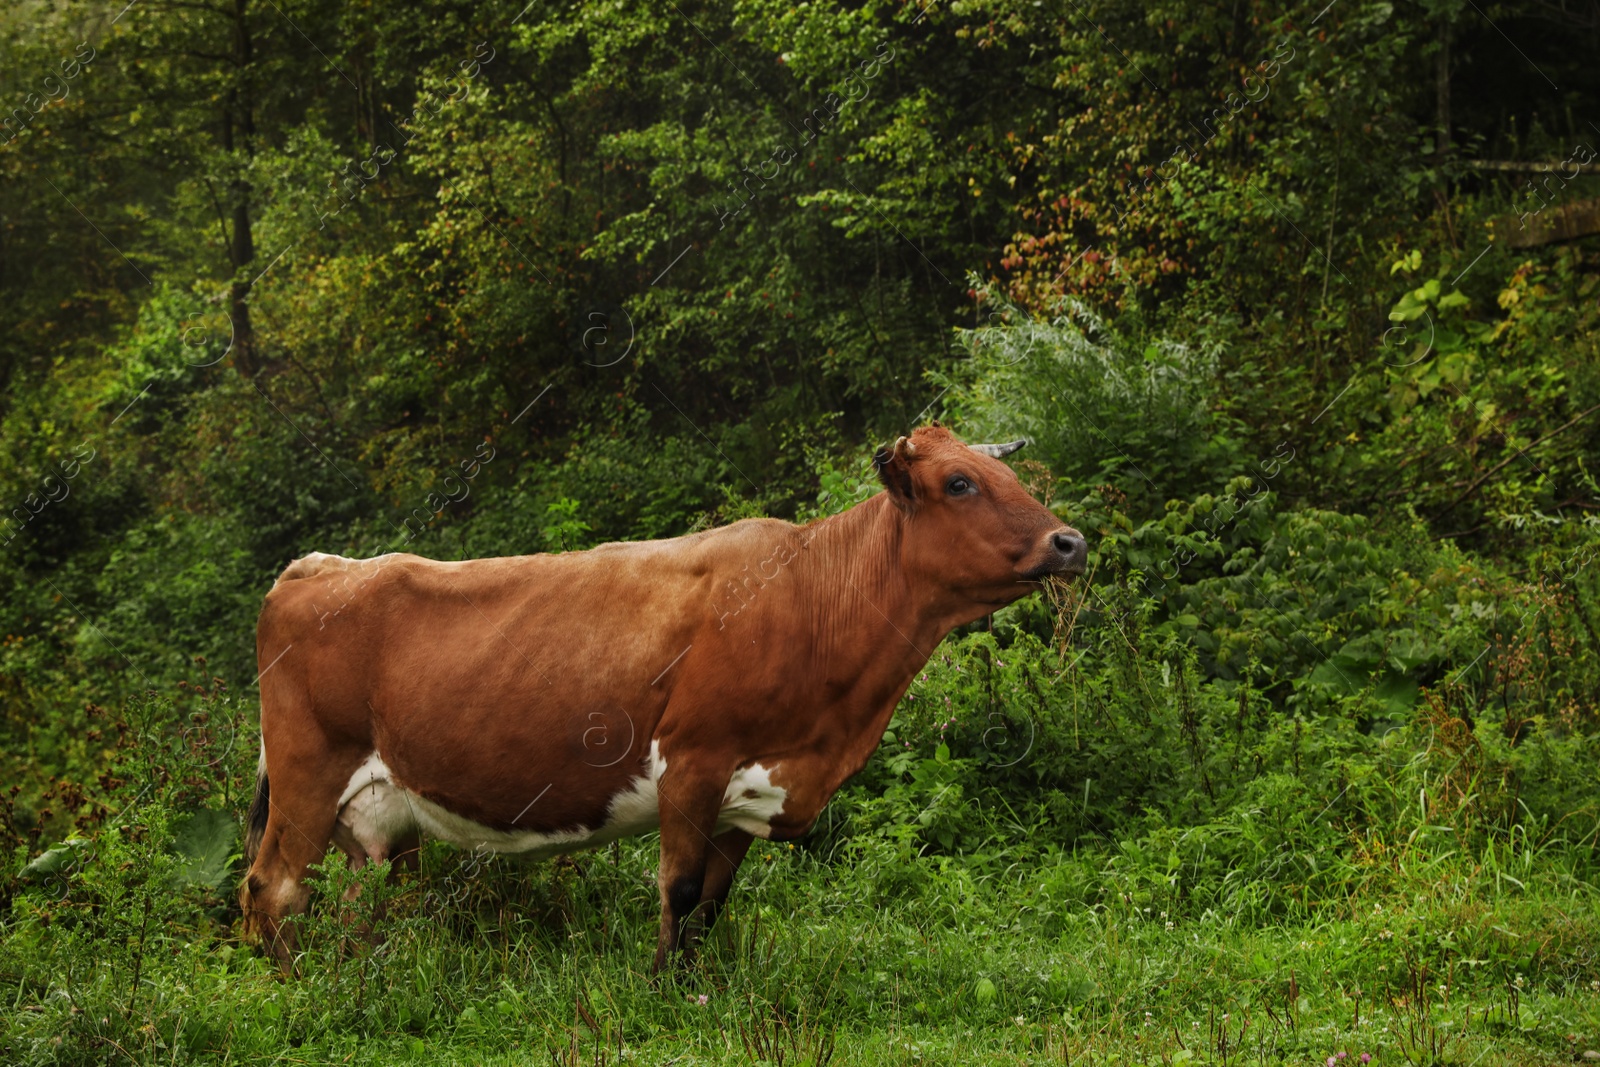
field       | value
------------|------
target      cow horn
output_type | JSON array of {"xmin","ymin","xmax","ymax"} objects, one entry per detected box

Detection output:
[
  {"xmin": 893, "ymin": 435, "xmax": 917, "ymax": 459},
  {"xmin": 969, "ymin": 440, "xmax": 1027, "ymax": 458}
]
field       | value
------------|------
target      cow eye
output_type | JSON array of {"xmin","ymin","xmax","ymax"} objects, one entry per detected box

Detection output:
[{"xmin": 946, "ymin": 476, "xmax": 974, "ymax": 496}]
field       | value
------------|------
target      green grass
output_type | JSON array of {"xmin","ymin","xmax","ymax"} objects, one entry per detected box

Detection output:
[{"xmin": 5, "ymin": 800, "xmax": 1600, "ymax": 1066}]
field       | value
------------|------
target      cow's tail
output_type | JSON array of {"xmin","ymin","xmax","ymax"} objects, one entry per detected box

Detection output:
[{"xmin": 245, "ymin": 741, "xmax": 270, "ymax": 865}]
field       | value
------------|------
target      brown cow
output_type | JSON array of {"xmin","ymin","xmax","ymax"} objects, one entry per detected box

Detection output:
[{"xmin": 241, "ymin": 426, "xmax": 1087, "ymax": 972}]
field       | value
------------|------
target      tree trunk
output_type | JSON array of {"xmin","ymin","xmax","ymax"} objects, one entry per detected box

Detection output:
[
  {"xmin": 1435, "ymin": 18, "xmax": 1451, "ymax": 158},
  {"xmin": 226, "ymin": 0, "xmax": 257, "ymax": 377}
]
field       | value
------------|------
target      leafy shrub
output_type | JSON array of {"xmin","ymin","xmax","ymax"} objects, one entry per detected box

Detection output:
[{"xmin": 936, "ymin": 289, "xmax": 1248, "ymax": 511}]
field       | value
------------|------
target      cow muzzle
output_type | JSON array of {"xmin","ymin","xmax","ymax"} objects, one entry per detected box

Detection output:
[{"xmin": 1046, "ymin": 527, "xmax": 1088, "ymax": 576}]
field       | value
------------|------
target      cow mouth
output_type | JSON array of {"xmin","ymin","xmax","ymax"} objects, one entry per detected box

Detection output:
[{"xmin": 1020, "ymin": 560, "xmax": 1085, "ymax": 582}]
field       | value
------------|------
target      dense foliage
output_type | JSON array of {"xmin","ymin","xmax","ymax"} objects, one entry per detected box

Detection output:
[{"xmin": 3, "ymin": 0, "xmax": 1600, "ymax": 1063}]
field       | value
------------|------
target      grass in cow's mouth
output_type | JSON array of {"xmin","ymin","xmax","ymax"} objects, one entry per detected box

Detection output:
[{"xmin": 1043, "ymin": 569, "xmax": 1090, "ymax": 659}]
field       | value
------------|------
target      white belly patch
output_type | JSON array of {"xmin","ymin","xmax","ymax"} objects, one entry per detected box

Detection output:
[
  {"xmin": 332, "ymin": 741, "xmax": 789, "ymax": 855},
  {"xmin": 717, "ymin": 763, "xmax": 788, "ymax": 838}
]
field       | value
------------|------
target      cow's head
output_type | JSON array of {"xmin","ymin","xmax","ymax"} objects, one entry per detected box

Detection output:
[{"xmin": 873, "ymin": 425, "xmax": 1087, "ymax": 617}]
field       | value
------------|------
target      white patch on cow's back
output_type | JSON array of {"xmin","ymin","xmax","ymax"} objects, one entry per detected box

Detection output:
[
  {"xmin": 332, "ymin": 741, "xmax": 672, "ymax": 860},
  {"xmin": 717, "ymin": 763, "xmax": 787, "ymax": 838}
]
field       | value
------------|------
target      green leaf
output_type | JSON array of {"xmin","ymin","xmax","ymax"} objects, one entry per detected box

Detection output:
[
  {"xmin": 1391, "ymin": 249, "xmax": 1422, "ymax": 274},
  {"xmin": 1389, "ymin": 292, "xmax": 1428, "ymax": 322},
  {"xmin": 21, "ymin": 838, "xmax": 91, "ymax": 879},
  {"xmin": 1374, "ymin": 671, "xmax": 1420, "ymax": 715},
  {"xmin": 172, "ymin": 808, "xmax": 237, "ymax": 890}
]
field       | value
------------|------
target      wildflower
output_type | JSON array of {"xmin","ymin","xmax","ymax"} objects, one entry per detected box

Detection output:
[
  {"xmin": 1379, "ymin": 929, "xmax": 1393, "ymax": 939},
  {"xmin": 1015, "ymin": 1016, "xmax": 1026, "ymax": 1026},
  {"xmin": 696, "ymin": 994, "xmax": 709, "ymax": 1005},
  {"xmin": 1513, "ymin": 974, "xmax": 1525, "ymax": 989},
  {"xmin": 1166, "ymin": 921, "xmax": 1174, "ymax": 931},
  {"xmin": 1338, "ymin": 1054, "xmax": 1347, "ymax": 1060},
  {"xmin": 1591, "ymin": 980, "xmax": 1600, "ymax": 992},
  {"xmin": 1360, "ymin": 1056, "xmax": 1371, "ymax": 1064},
  {"xmin": 1327, "ymin": 1059, "xmax": 1337, "ymax": 1067}
]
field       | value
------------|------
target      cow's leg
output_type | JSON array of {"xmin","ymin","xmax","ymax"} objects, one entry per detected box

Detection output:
[
  {"xmin": 329, "ymin": 823, "xmax": 417, "ymax": 947},
  {"xmin": 327, "ymin": 822, "xmax": 378, "ymax": 950},
  {"xmin": 241, "ymin": 754, "xmax": 355, "ymax": 974},
  {"xmin": 329, "ymin": 790, "xmax": 422, "ymax": 944},
  {"xmin": 696, "ymin": 828, "xmax": 753, "ymax": 931},
  {"xmin": 652, "ymin": 774, "xmax": 725, "ymax": 974},
  {"xmin": 682, "ymin": 827, "xmax": 753, "ymax": 955},
  {"xmin": 389, "ymin": 831, "xmax": 422, "ymax": 874}
]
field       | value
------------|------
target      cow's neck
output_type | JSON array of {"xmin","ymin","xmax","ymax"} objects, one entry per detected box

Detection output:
[{"xmin": 796, "ymin": 494, "xmax": 962, "ymax": 771}]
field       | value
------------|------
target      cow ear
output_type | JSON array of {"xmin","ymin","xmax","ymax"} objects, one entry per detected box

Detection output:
[{"xmin": 873, "ymin": 436, "xmax": 916, "ymax": 506}]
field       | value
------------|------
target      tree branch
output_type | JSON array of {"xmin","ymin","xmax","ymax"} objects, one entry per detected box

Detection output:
[{"xmin": 1434, "ymin": 403, "xmax": 1600, "ymax": 520}]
